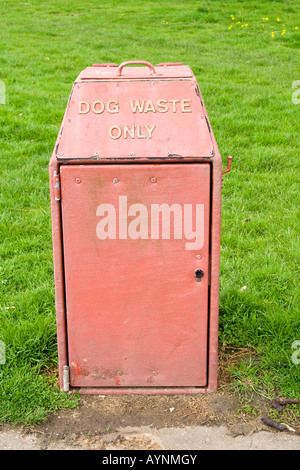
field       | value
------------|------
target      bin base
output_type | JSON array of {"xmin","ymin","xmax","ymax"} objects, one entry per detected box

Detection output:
[{"xmin": 66, "ymin": 385, "xmax": 217, "ymax": 395}]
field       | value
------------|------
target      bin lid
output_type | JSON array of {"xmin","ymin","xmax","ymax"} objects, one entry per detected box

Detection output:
[
  {"xmin": 78, "ymin": 62, "xmax": 194, "ymax": 80},
  {"xmin": 55, "ymin": 62, "xmax": 215, "ymax": 161}
]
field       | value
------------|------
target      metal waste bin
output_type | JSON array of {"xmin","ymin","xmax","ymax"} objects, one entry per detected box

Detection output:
[{"xmin": 49, "ymin": 61, "xmax": 231, "ymax": 394}]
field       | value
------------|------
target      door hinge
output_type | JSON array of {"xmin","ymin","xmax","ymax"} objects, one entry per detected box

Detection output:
[
  {"xmin": 63, "ymin": 365, "xmax": 70, "ymax": 392},
  {"xmin": 53, "ymin": 171, "xmax": 61, "ymax": 201}
]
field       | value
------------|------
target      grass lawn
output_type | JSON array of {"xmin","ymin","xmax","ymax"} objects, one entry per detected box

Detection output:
[{"xmin": 0, "ymin": 0, "xmax": 299, "ymax": 424}]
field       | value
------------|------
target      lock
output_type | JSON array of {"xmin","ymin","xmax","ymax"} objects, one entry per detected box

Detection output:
[{"xmin": 195, "ymin": 269, "xmax": 204, "ymax": 281}]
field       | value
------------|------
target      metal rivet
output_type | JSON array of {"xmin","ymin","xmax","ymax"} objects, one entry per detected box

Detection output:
[
  {"xmin": 113, "ymin": 178, "xmax": 119, "ymax": 183},
  {"xmin": 95, "ymin": 151, "xmax": 99, "ymax": 156},
  {"xmin": 75, "ymin": 178, "xmax": 81, "ymax": 184},
  {"xmin": 152, "ymin": 370, "xmax": 157, "ymax": 376},
  {"xmin": 117, "ymin": 370, "xmax": 123, "ymax": 376},
  {"xmin": 196, "ymin": 254, "xmax": 202, "ymax": 260},
  {"xmin": 151, "ymin": 177, "xmax": 157, "ymax": 183},
  {"xmin": 59, "ymin": 151, "xmax": 63, "ymax": 156}
]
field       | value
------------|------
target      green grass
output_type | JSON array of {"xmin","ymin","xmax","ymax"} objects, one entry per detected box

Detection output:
[{"xmin": 0, "ymin": 0, "xmax": 299, "ymax": 423}]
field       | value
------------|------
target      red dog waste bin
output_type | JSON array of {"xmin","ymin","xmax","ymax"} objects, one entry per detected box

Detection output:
[{"xmin": 49, "ymin": 61, "xmax": 231, "ymax": 394}]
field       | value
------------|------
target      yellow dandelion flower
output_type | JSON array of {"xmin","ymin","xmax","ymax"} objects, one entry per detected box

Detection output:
[
  {"xmin": 277, "ymin": 18, "xmax": 280, "ymax": 22},
  {"xmin": 295, "ymin": 26, "xmax": 298, "ymax": 29},
  {"xmin": 245, "ymin": 24, "xmax": 248, "ymax": 26},
  {"xmin": 281, "ymin": 29, "xmax": 286, "ymax": 35},
  {"xmin": 241, "ymin": 24, "xmax": 244, "ymax": 27},
  {"xmin": 262, "ymin": 17, "xmax": 269, "ymax": 21},
  {"xmin": 236, "ymin": 21, "xmax": 241, "ymax": 24},
  {"xmin": 231, "ymin": 15, "xmax": 235, "ymax": 20},
  {"xmin": 271, "ymin": 32, "xmax": 275, "ymax": 38},
  {"xmin": 228, "ymin": 25, "xmax": 233, "ymax": 29}
]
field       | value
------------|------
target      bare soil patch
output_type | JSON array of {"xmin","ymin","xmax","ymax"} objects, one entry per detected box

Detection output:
[
  {"xmin": 22, "ymin": 348, "xmax": 273, "ymax": 449},
  {"xmin": 27, "ymin": 391, "xmax": 260, "ymax": 450}
]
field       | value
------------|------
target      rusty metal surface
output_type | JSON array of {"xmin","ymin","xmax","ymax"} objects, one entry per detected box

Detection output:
[{"xmin": 60, "ymin": 164, "xmax": 210, "ymax": 388}]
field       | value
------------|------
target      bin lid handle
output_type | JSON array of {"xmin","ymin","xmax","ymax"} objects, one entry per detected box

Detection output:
[{"xmin": 117, "ymin": 60, "xmax": 156, "ymax": 75}]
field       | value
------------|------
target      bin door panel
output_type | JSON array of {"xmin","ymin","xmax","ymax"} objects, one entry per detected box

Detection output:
[{"xmin": 60, "ymin": 164, "xmax": 210, "ymax": 388}]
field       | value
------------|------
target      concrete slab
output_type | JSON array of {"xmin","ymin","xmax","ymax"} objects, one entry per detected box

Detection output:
[{"xmin": 1, "ymin": 424, "xmax": 300, "ymax": 450}]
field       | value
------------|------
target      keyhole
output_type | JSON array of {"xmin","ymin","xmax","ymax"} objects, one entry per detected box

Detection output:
[{"xmin": 195, "ymin": 269, "xmax": 204, "ymax": 281}]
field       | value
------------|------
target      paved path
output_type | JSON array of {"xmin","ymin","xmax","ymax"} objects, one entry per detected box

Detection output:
[{"xmin": 1, "ymin": 424, "xmax": 300, "ymax": 450}]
